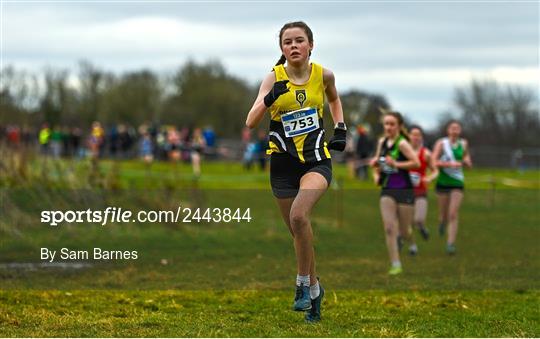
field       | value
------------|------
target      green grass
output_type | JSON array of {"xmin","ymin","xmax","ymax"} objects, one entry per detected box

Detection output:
[
  {"xmin": 1, "ymin": 290, "xmax": 538, "ymax": 337},
  {"xmin": 0, "ymin": 156, "xmax": 539, "ymax": 336},
  {"xmin": 2, "ymin": 156, "xmax": 539, "ymax": 190}
]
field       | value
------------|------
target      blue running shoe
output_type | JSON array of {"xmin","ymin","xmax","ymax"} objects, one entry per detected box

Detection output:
[
  {"xmin": 446, "ymin": 243, "xmax": 456, "ymax": 255},
  {"xmin": 293, "ymin": 285, "xmax": 312, "ymax": 311},
  {"xmin": 305, "ymin": 282, "xmax": 324, "ymax": 323}
]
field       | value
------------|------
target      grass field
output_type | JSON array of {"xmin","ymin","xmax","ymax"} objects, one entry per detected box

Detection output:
[
  {"xmin": 1, "ymin": 290, "xmax": 538, "ymax": 337},
  {"xmin": 1, "ymin": 155, "xmax": 539, "ymax": 337}
]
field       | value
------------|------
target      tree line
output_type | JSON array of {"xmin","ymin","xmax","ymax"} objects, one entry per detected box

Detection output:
[{"xmin": 1, "ymin": 60, "xmax": 538, "ymax": 147}]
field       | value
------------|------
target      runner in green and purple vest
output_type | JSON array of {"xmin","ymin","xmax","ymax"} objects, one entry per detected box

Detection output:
[{"xmin": 371, "ymin": 111, "xmax": 420, "ymax": 275}]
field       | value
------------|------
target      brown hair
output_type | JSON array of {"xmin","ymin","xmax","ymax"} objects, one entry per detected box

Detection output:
[
  {"xmin": 446, "ymin": 119, "xmax": 462, "ymax": 130},
  {"xmin": 275, "ymin": 21, "xmax": 314, "ymax": 66},
  {"xmin": 409, "ymin": 124, "xmax": 424, "ymax": 136},
  {"xmin": 381, "ymin": 109, "xmax": 409, "ymax": 141}
]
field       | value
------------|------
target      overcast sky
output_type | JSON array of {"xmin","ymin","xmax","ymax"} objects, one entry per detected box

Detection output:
[{"xmin": 2, "ymin": 1, "xmax": 539, "ymax": 128}]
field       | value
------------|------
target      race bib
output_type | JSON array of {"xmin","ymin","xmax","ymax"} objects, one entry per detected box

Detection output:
[
  {"xmin": 281, "ymin": 107, "xmax": 320, "ymax": 138},
  {"xmin": 379, "ymin": 157, "xmax": 397, "ymax": 174},
  {"xmin": 409, "ymin": 171, "xmax": 421, "ymax": 187}
]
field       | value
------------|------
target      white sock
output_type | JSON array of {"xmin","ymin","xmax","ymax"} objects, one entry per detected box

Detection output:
[
  {"xmin": 296, "ymin": 274, "xmax": 310, "ymax": 287},
  {"xmin": 309, "ymin": 281, "xmax": 320, "ymax": 299},
  {"xmin": 409, "ymin": 244, "xmax": 418, "ymax": 252},
  {"xmin": 391, "ymin": 260, "xmax": 402, "ymax": 268}
]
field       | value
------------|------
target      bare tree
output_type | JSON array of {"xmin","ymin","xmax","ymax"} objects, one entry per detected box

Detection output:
[{"xmin": 448, "ymin": 79, "xmax": 539, "ymax": 148}]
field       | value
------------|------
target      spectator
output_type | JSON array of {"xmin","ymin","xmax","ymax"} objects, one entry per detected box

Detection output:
[
  {"xmin": 39, "ymin": 123, "xmax": 51, "ymax": 155},
  {"xmin": 355, "ymin": 125, "xmax": 374, "ymax": 180}
]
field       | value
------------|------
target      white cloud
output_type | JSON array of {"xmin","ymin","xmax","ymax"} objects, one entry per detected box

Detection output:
[
  {"xmin": 2, "ymin": 2, "xmax": 538, "ymax": 130},
  {"xmin": 338, "ymin": 67, "xmax": 539, "ymax": 90}
]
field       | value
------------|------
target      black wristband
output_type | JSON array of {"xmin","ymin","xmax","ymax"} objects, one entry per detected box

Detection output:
[
  {"xmin": 334, "ymin": 127, "xmax": 347, "ymax": 137},
  {"xmin": 335, "ymin": 122, "xmax": 347, "ymax": 130},
  {"xmin": 263, "ymin": 92, "xmax": 274, "ymax": 108}
]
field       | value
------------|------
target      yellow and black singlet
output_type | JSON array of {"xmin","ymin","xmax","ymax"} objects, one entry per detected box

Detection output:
[{"xmin": 267, "ymin": 62, "xmax": 331, "ymax": 164}]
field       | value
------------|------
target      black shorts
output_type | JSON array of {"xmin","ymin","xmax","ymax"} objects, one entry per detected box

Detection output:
[
  {"xmin": 436, "ymin": 183, "xmax": 464, "ymax": 194},
  {"xmin": 270, "ymin": 152, "xmax": 332, "ymax": 199},
  {"xmin": 381, "ymin": 188, "xmax": 415, "ymax": 205}
]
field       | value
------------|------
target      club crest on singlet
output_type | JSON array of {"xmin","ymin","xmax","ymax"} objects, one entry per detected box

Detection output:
[{"xmin": 295, "ymin": 89, "xmax": 306, "ymax": 107}]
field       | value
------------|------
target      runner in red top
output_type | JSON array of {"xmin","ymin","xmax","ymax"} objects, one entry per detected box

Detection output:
[
  {"xmin": 409, "ymin": 125, "xmax": 439, "ymax": 241},
  {"xmin": 411, "ymin": 145, "xmax": 428, "ymax": 196}
]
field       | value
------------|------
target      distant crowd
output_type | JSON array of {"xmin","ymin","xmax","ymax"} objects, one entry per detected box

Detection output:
[
  {"xmin": 1, "ymin": 122, "xmax": 379, "ymax": 179},
  {"xmin": 1, "ymin": 122, "xmax": 217, "ymax": 162}
]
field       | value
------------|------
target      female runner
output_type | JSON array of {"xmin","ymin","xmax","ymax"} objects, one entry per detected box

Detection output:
[
  {"xmin": 371, "ymin": 111, "xmax": 419, "ymax": 274},
  {"xmin": 408, "ymin": 125, "xmax": 439, "ymax": 243},
  {"xmin": 432, "ymin": 120, "xmax": 472, "ymax": 254},
  {"xmin": 245, "ymin": 21, "xmax": 346, "ymax": 322}
]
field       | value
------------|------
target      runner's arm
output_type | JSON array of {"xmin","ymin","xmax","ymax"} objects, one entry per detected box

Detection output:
[
  {"xmin": 462, "ymin": 139, "xmax": 473, "ymax": 168},
  {"xmin": 371, "ymin": 138, "xmax": 384, "ymax": 185},
  {"xmin": 392, "ymin": 139, "xmax": 420, "ymax": 170},
  {"xmin": 432, "ymin": 139, "xmax": 456, "ymax": 168},
  {"xmin": 323, "ymin": 68, "xmax": 344, "ymax": 125},
  {"xmin": 246, "ymin": 72, "xmax": 276, "ymax": 129},
  {"xmin": 424, "ymin": 149, "xmax": 439, "ymax": 183}
]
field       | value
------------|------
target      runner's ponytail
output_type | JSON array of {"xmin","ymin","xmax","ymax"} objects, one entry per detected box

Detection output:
[
  {"xmin": 400, "ymin": 126, "xmax": 410, "ymax": 141},
  {"xmin": 275, "ymin": 55, "xmax": 286, "ymax": 66}
]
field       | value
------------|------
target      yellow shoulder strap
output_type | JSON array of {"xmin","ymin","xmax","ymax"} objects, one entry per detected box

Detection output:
[{"xmin": 272, "ymin": 64, "xmax": 288, "ymax": 82}]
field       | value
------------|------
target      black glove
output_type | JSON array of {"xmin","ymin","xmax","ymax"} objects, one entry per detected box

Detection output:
[
  {"xmin": 328, "ymin": 126, "xmax": 347, "ymax": 152},
  {"xmin": 264, "ymin": 80, "xmax": 289, "ymax": 107}
]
